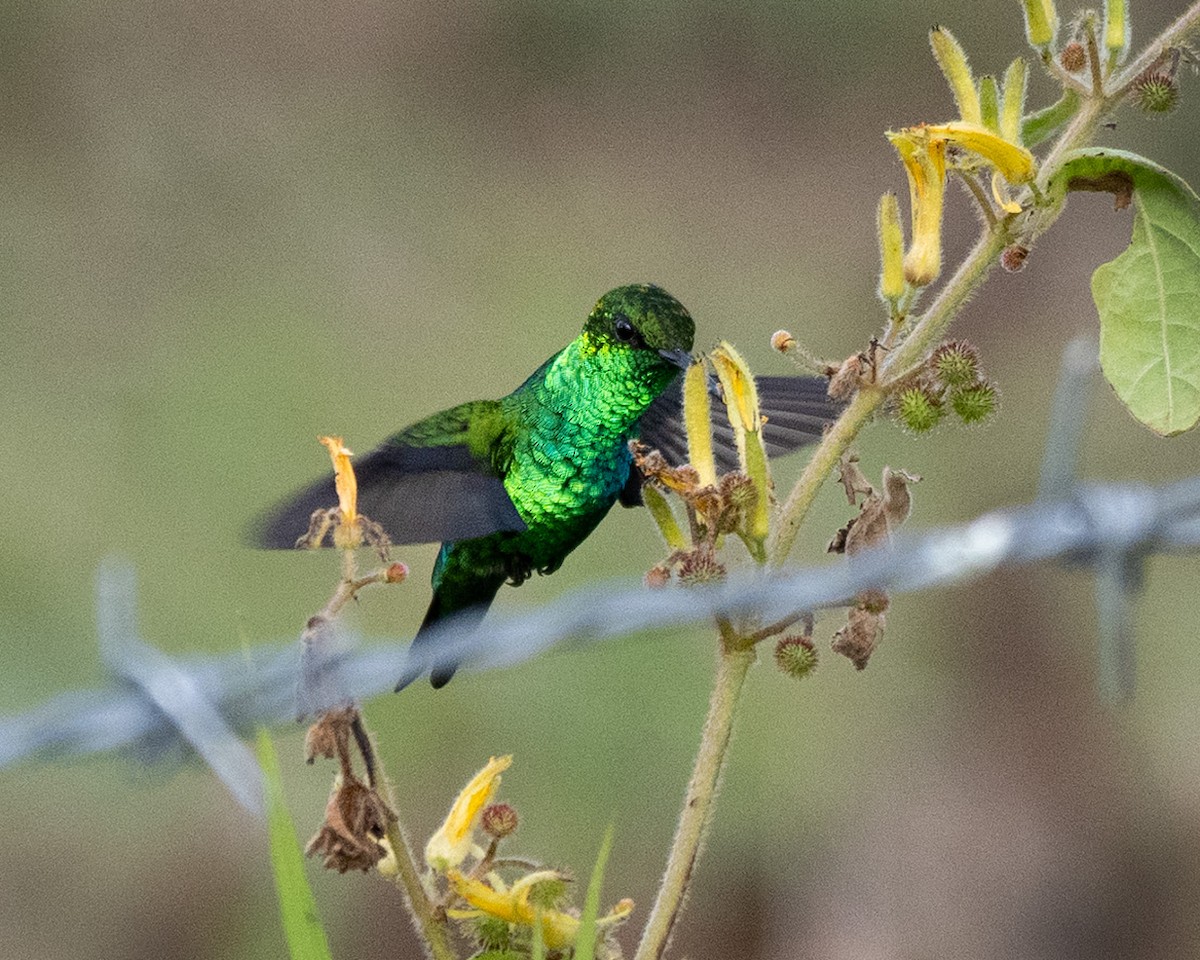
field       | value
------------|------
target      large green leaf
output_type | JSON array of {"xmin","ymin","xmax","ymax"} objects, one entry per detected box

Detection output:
[
  {"xmin": 1056, "ymin": 149, "xmax": 1200, "ymax": 436},
  {"xmin": 257, "ymin": 731, "xmax": 335, "ymax": 960}
]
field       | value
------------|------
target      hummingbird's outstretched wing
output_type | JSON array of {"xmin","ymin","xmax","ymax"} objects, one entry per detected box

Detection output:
[
  {"xmin": 253, "ymin": 402, "xmax": 526, "ymax": 547},
  {"xmin": 621, "ymin": 374, "xmax": 839, "ymax": 506}
]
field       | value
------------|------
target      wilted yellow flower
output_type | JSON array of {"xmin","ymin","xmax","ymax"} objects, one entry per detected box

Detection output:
[
  {"xmin": 425, "ymin": 755, "xmax": 512, "ymax": 871},
  {"xmin": 447, "ymin": 869, "xmax": 634, "ymax": 951}
]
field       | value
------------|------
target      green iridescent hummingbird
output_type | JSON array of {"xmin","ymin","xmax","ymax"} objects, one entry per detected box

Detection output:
[{"xmin": 257, "ymin": 284, "xmax": 837, "ymax": 688}]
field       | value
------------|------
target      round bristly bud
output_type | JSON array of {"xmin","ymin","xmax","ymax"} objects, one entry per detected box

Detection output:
[
  {"xmin": 774, "ymin": 635, "xmax": 818, "ymax": 680},
  {"xmin": 895, "ymin": 386, "xmax": 943, "ymax": 433},
  {"xmin": 473, "ymin": 916, "xmax": 511, "ymax": 951},
  {"xmin": 932, "ymin": 340, "xmax": 981, "ymax": 387},
  {"xmin": 677, "ymin": 551, "xmax": 727, "ymax": 586},
  {"xmin": 1001, "ymin": 244, "xmax": 1030, "ymax": 273},
  {"xmin": 1133, "ymin": 71, "xmax": 1180, "ymax": 114},
  {"xmin": 771, "ymin": 330, "xmax": 797, "ymax": 353},
  {"xmin": 481, "ymin": 803, "xmax": 519, "ymax": 839},
  {"xmin": 384, "ymin": 562, "xmax": 409, "ymax": 583},
  {"xmin": 1060, "ymin": 41, "xmax": 1087, "ymax": 72},
  {"xmin": 951, "ymin": 381, "xmax": 999, "ymax": 424},
  {"xmin": 645, "ymin": 565, "xmax": 672, "ymax": 589},
  {"xmin": 527, "ymin": 875, "xmax": 570, "ymax": 909}
]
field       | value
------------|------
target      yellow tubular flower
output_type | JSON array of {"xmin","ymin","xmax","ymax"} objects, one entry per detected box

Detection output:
[
  {"xmin": 1000, "ymin": 58, "xmax": 1028, "ymax": 144},
  {"xmin": 922, "ymin": 122, "xmax": 1036, "ymax": 183},
  {"xmin": 1021, "ymin": 0, "xmax": 1059, "ymax": 49},
  {"xmin": 710, "ymin": 342, "xmax": 770, "ymax": 551},
  {"xmin": 1104, "ymin": 0, "xmax": 1129, "ymax": 58},
  {"xmin": 318, "ymin": 435, "xmax": 357, "ymax": 526},
  {"xmin": 877, "ymin": 192, "xmax": 906, "ymax": 302},
  {"xmin": 425, "ymin": 755, "xmax": 512, "ymax": 871},
  {"xmin": 683, "ymin": 360, "xmax": 717, "ymax": 487},
  {"xmin": 888, "ymin": 130, "xmax": 947, "ymax": 287},
  {"xmin": 929, "ymin": 27, "xmax": 982, "ymax": 125}
]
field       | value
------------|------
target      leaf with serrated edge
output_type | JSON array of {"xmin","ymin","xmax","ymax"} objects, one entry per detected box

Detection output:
[{"xmin": 1056, "ymin": 149, "xmax": 1200, "ymax": 436}]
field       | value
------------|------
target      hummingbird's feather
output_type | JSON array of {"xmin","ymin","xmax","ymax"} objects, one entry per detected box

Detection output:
[
  {"xmin": 620, "ymin": 374, "xmax": 838, "ymax": 504},
  {"xmin": 253, "ymin": 402, "xmax": 525, "ymax": 548}
]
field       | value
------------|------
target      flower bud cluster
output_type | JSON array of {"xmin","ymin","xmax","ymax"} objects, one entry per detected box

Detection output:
[{"xmin": 891, "ymin": 340, "xmax": 999, "ymax": 433}]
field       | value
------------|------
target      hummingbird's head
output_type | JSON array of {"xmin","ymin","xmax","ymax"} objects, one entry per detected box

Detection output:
[{"xmin": 582, "ymin": 284, "xmax": 696, "ymax": 376}]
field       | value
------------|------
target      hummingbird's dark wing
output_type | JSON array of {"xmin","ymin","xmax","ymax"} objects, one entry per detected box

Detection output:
[
  {"xmin": 620, "ymin": 375, "xmax": 839, "ymax": 506},
  {"xmin": 253, "ymin": 402, "xmax": 526, "ymax": 547}
]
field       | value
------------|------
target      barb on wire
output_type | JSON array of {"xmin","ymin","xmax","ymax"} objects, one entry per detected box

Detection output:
[{"xmin": 1, "ymin": 341, "xmax": 1198, "ymax": 813}]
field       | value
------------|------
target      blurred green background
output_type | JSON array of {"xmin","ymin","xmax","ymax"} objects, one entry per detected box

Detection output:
[{"xmin": 4, "ymin": 0, "xmax": 1200, "ymax": 957}]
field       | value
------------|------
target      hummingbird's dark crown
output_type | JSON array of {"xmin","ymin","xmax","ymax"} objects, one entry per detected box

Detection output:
[{"xmin": 583, "ymin": 283, "xmax": 695, "ymax": 355}]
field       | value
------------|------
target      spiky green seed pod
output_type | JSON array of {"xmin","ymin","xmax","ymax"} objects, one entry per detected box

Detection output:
[
  {"xmin": 1133, "ymin": 72, "xmax": 1180, "ymax": 114},
  {"xmin": 677, "ymin": 550, "xmax": 727, "ymax": 586},
  {"xmin": 896, "ymin": 386, "xmax": 943, "ymax": 433},
  {"xmin": 527, "ymin": 876, "xmax": 569, "ymax": 909},
  {"xmin": 474, "ymin": 916, "xmax": 512, "ymax": 951},
  {"xmin": 951, "ymin": 381, "xmax": 999, "ymax": 424},
  {"xmin": 932, "ymin": 340, "xmax": 981, "ymax": 387},
  {"xmin": 774, "ymin": 635, "xmax": 818, "ymax": 680}
]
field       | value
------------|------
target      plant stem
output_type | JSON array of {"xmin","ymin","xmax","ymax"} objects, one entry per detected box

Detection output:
[
  {"xmin": 633, "ymin": 647, "xmax": 755, "ymax": 960},
  {"xmin": 382, "ymin": 813, "xmax": 458, "ymax": 960},
  {"xmin": 767, "ymin": 386, "xmax": 884, "ymax": 565}
]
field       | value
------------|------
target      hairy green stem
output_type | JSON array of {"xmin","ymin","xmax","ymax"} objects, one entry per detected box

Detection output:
[
  {"xmin": 382, "ymin": 815, "xmax": 457, "ymax": 960},
  {"xmin": 633, "ymin": 647, "xmax": 755, "ymax": 960},
  {"xmin": 767, "ymin": 386, "xmax": 885, "ymax": 565}
]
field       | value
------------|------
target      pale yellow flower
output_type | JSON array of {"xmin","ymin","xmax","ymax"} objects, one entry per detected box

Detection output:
[
  {"xmin": 447, "ymin": 868, "xmax": 634, "ymax": 951},
  {"xmin": 425, "ymin": 755, "xmax": 512, "ymax": 871}
]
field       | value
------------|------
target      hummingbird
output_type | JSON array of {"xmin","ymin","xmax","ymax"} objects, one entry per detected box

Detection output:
[{"xmin": 256, "ymin": 284, "xmax": 838, "ymax": 688}]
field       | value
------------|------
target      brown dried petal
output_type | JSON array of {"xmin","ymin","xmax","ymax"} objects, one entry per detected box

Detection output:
[
  {"xmin": 827, "ymin": 354, "xmax": 865, "ymax": 401},
  {"xmin": 836, "ymin": 452, "xmax": 873, "ymax": 505},
  {"xmin": 304, "ymin": 706, "xmax": 358, "ymax": 766},
  {"xmin": 832, "ymin": 607, "xmax": 886, "ymax": 670},
  {"xmin": 306, "ymin": 776, "xmax": 397, "ymax": 874}
]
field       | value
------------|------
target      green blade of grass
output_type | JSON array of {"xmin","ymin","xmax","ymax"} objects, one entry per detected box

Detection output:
[
  {"xmin": 257, "ymin": 730, "xmax": 334, "ymax": 960},
  {"xmin": 573, "ymin": 826, "xmax": 614, "ymax": 960}
]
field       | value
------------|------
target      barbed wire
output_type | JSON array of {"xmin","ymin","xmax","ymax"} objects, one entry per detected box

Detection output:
[{"xmin": 2, "ymin": 340, "xmax": 1198, "ymax": 815}]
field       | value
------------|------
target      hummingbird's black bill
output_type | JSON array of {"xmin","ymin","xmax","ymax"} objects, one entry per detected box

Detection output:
[{"xmin": 658, "ymin": 347, "xmax": 694, "ymax": 370}]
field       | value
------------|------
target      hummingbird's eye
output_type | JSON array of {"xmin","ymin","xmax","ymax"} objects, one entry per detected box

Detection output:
[{"xmin": 613, "ymin": 314, "xmax": 639, "ymax": 345}]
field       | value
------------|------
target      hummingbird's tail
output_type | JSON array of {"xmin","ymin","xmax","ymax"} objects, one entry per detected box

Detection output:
[{"xmin": 395, "ymin": 579, "xmax": 504, "ymax": 691}]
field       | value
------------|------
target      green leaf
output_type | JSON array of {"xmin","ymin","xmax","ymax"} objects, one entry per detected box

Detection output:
[
  {"xmin": 573, "ymin": 825, "xmax": 614, "ymax": 960},
  {"xmin": 1056, "ymin": 149, "xmax": 1200, "ymax": 436},
  {"xmin": 257, "ymin": 730, "xmax": 334, "ymax": 960}
]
